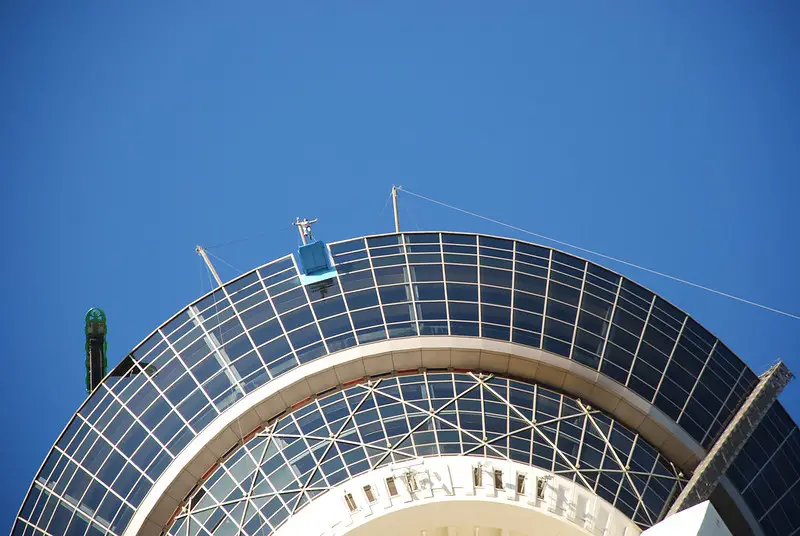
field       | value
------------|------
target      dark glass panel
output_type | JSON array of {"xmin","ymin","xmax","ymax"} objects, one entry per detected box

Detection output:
[
  {"xmin": 379, "ymin": 284, "xmax": 413, "ymax": 304},
  {"xmin": 280, "ymin": 306, "xmax": 315, "ymax": 332},
  {"xmin": 480, "ymin": 267, "xmax": 512, "ymax": 288},
  {"xmin": 265, "ymin": 276, "xmax": 300, "ymax": 296},
  {"xmin": 367, "ymin": 235, "xmax": 401, "ymax": 247},
  {"xmin": 221, "ymin": 333, "xmax": 254, "ymax": 362},
  {"xmin": 407, "ymin": 253, "xmax": 441, "ymax": 264},
  {"xmin": 515, "ymin": 261, "xmax": 548, "ymax": 278},
  {"xmin": 573, "ymin": 347, "xmax": 600, "ymax": 369},
  {"xmin": 480, "ymin": 256, "xmax": 513, "ymax": 270},
  {"xmin": 548, "ymin": 282, "xmax": 580, "ymax": 306},
  {"xmin": 267, "ymin": 354, "xmax": 298, "ymax": 377},
  {"xmin": 410, "ymin": 264, "xmax": 443, "ymax": 282},
  {"xmin": 513, "ymin": 310, "xmax": 542, "ymax": 333},
  {"xmin": 482, "ymin": 324, "xmax": 510, "ymax": 341},
  {"xmin": 330, "ymin": 239, "xmax": 366, "ymax": 256},
  {"xmin": 516, "ymin": 273, "xmax": 547, "ymax": 296},
  {"xmin": 442, "ymin": 233, "xmax": 476, "ymax": 245},
  {"xmin": 444, "ymin": 253, "xmax": 477, "ymax": 265},
  {"xmin": 259, "ymin": 337, "xmax": 292, "ymax": 364},
  {"xmin": 636, "ymin": 341, "xmax": 669, "ymax": 372},
  {"xmin": 414, "ymin": 283, "xmax": 445, "ymax": 301},
  {"xmin": 333, "ymin": 250, "xmax": 368, "ymax": 264},
  {"xmin": 327, "ymin": 332, "xmax": 357, "ymax": 352},
  {"xmin": 249, "ymin": 319, "xmax": 283, "ymax": 347},
  {"xmin": 574, "ymin": 329, "xmax": 603, "ymax": 358},
  {"xmin": 339, "ymin": 271, "xmax": 375, "ymax": 293},
  {"xmin": 514, "ymin": 291, "xmax": 545, "ymax": 314},
  {"xmin": 416, "ymin": 302, "xmax": 447, "ymax": 320},
  {"xmin": 482, "ymin": 305, "xmax": 510, "ymax": 326},
  {"xmin": 388, "ymin": 323, "xmax": 417, "ymax": 338},
  {"xmin": 450, "ymin": 321, "xmax": 479, "ymax": 336},
  {"xmin": 405, "ymin": 233, "xmax": 440, "ymax": 244},
  {"xmin": 642, "ymin": 324, "xmax": 676, "ymax": 358},
  {"xmin": 601, "ymin": 345, "xmax": 633, "ymax": 383},
  {"xmin": 543, "ymin": 336, "xmax": 570, "ymax": 357},
  {"xmin": 620, "ymin": 279, "xmax": 653, "ymax": 310},
  {"xmin": 306, "ymin": 279, "xmax": 341, "ymax": 301},
  {"xmin": 226, "ymin": 272, "xmax": 260, "ymax": 297},
  {"xmin": 345, "ymin": 288, "xmax": 379, "ymax": 310},
  {"xmin": 443, "ymin": 244, "xmax": 477, "ymax": 254},
  {"xmin": 608, "ymin": 324, "xmax": 640, "ymax": 354},
  {"xmin": 449, "ymin": 302, "xmax": 478, "ymax": 322},
  {"xmin": 384, "ymin": 303, "xmax": 415, "ymax": 323},
  {"xmin": 319, "ymin": 314, "xmax": 352, "ymax": 338},
  {"xmin": 350, "ymin": 307, "xmax": 384, "ymax": 329},
  {"xmin": 481, "ymin": 286, "xmax": 511, "ymax": 306},
  {"xmin": 288, "ymin": 324, "xmax": 322, "ymax": 350},
  {"xmin": 259, "ymin": 268, "xmax": 296, "ymax": 291},
  {"xmin": 336, "ymin": 259, "xmax": 371, "ymax": 274},
  {"xmin": 375, "ymin": 266, "xmax": 409, "ymax": 286},
  {"xmin": 371, "ymin": 254, "xmax": 405, "ymax": 267},
  {"xmin": 447, "ymin": 283, "xmax": 478, "ymax": 302},
  {"xmin": 479, "ymin": 236, "xmax": 513, "ymax": 250},
  {"xmin": 445, "ymin": 264, "xmax": 478, "ymax": 283},
  {"xmin": 297, "ymin": 342, "xmax": 327, "ymax": 364},
  {"xmin": 312, "ymin": 296, "xmax": 346, "ymax": 320},
  {"xmin": 546, "ymin": 300, "xmax": 577, "ymax": 324},
  {"xmin": 239, "ymin": 301, "xmax": 275, "ymax": 330},
  {"xmin": 270, "ymin": 288, "xmax": 307, "ymax": 314}
]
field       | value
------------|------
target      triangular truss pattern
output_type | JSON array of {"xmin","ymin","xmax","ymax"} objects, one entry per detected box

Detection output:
[{"xmin": 171, "ymin": 373, "xmax": 686, "ymax": 536}]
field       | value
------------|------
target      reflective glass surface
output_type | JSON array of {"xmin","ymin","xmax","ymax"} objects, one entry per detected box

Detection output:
[
  {"xmin": 12, "ymin": 233, "xmax": 799, "ymax": 536},
  {"xmin": 168, "ymin": 373, "xmax": 685, "ymax": 534}
]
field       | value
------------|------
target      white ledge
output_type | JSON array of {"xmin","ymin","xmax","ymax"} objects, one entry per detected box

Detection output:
[{"xmin": 124, "ymin": 337, "xmax": 754, "ymax": 536}]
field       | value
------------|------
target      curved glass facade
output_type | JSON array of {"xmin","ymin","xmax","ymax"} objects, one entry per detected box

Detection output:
[
  {"xmin": 11, "ymin": 232, "xmax": 800, "ymax": 536},
  {"xmin": 167, "ymin": 372, "xmax": 685, "ymax": 534}
]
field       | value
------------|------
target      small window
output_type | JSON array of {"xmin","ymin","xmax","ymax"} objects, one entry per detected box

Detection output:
[
  {"xmin": 363, "ymin": 485, "xmax": 376, "ymax": 503},
  {"xmin": 536, "ymin": 478, "xmax": 546, "ymax": 499},
  {"xmin": 494, "ymin": 470, "xmax": 503, "ymax": 490},
  {"xmin": 386, "ymin": 477, "xmax": 399, "ymax": 497},
  {"xmin": 473, "ymin": 466, "xmax": 483, "ymax": 487},
  {"xmin": 344, "ymin": 492, "xmax": 357, "ymax": 512},
  {"xmin": 405, "ymin": 472, "xmax": 419, "ymax": 491},
  {"xmin": 516, "ymin": 473, "xmax": 526, "ymax": 494}
]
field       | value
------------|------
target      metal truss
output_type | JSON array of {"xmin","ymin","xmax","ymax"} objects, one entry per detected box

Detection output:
[{"xmin": 170, "ymin": 372, "xmax": 686, "ymax": 536}]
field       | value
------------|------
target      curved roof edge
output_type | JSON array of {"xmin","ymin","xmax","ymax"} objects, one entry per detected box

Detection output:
[{"xmin": 124, "ymin": 337, "xmax": 761, "ymax": 536}]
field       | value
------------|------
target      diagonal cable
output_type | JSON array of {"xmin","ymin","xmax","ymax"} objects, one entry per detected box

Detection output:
[{"xmin": 400, "ymin": 187, "xmax": 800, "ymax": 320}]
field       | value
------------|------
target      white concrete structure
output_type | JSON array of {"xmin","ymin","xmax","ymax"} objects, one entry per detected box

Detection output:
[
  {"xmin": 277, "ymin": 457, "xmax": 640, "ymax": 536},
  {"xmin": 643, "ymin": 502, "xmax": 731, "ymax": 536}
]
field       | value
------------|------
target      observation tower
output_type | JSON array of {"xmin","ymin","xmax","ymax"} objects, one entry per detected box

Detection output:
[{"xmin": 12, "ymin": 201, "xmax": 800, "ymax": 536}]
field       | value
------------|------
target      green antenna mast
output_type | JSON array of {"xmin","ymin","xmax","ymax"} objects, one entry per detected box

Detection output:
[{"xmin": 85, "ymin": 308, "xmax": 108, "ymax": 393}]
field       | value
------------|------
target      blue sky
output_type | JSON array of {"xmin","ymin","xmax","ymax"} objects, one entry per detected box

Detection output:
[{"xmin": 1, "ymin": 2, "xmax": 798, "ymax": 528}]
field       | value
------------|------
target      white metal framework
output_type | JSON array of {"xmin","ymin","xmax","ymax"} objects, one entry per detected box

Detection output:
[{"xmin": 169, "ymin": 372, "xmax": 685, "ymax": 536}]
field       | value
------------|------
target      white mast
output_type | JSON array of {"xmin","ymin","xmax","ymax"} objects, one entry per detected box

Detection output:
[
  {"xmin": 196, "ymin": 246, "xmax": 223, "ymax": 287},
  {"xmin": 391, "ymin": 185, "xmax": 401, "ymax": 233}
]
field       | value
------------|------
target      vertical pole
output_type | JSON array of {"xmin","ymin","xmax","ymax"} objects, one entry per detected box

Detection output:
[
  {"xmin": 392, "ymin": 185, "xmax": 401, "ymax": 233},
  {"xmin": 295, "ymin": 217, "xmax": 308, "ymax": 245},
  {"xmin": 196, "ymin": 246, "xmax": 223, "ymax": 287}
]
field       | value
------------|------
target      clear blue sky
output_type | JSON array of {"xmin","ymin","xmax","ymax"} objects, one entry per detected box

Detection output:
[{"xmin": 2, "ymin": 2, "xmax": 798, "ymax": 528}]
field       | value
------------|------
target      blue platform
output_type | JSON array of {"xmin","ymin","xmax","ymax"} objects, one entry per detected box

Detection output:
[{"xmin": 296, "ymin": 241, "xmax": 337, "ymax": 286}]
